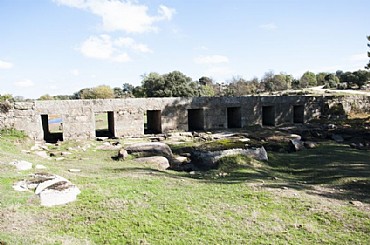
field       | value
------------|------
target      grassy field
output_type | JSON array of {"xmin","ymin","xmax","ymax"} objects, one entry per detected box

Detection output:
[{"xmin": 0, "ymin": 129, "xmax": 369, "ymax": 244}]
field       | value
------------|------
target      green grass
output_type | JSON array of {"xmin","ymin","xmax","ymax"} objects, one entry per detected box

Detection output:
[{"xmin": 0, "ymin": 132, "xmax": 369, "ymax": 244}]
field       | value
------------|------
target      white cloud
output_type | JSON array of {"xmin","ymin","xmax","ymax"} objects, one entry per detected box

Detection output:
[
  {"xmin": 14, "ymin": 79, "xmax": 35, "ymax": 88},
  {"xmin": 54, "ymin": 0, "xmax": 176, "ymax": 33},
  {"xmin": 80, "ymin": 34, "xmax": 114, "ymax": 59},
  {"xmin": 114, "ymin": 37, "xmax": 152, "ymax": 53},
  {"xmin": 259, "ymin": 22, "xmax": 278, "ymax": 31},
  {"xmin": 113, "ymin": 53, "xmax": 131, "ymax": 63},
  {"xmin": 79, "ymin": 34, "xmax": 152, "ymax": 61},
  {"xmin": 194, "ymin": 55, "xmax": 229, "ymax": 64},
  {"xmin": 0, "ymin": 59, "xmax": 13, "ymax": 69}
]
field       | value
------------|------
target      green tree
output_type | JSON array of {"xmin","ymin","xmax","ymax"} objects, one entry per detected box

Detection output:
[
  {"xmin": 316, "ymin": 72, "xmax": 329, "ymax": 86},
  {"xmin": 38, "ymin": 94, "xmax": 54, "ymax": 100},
  {"xmin": 366, "ymin": 35, "xmax": 370, "ymax": 69},
  {"xmin": 0, "ymin": 94, "xmax": 13, "ymax": 102},
  {"xmin": 261, "ymin": 71, "xmax": 292, "ymax": 92},
  {"xmin": 92, "ymin": 85, "xmax": 114, "ymax": 99},
  {"xmin": 324, "ymin": 74, "xmax": 340, "ymax": 88},
  {"xmin": 141, "ymin": 71, "xmax": 198, "ymax": 97},
  {"xmin": 300, "ymin": 71, "xmax": 317, "ymax": 88},
  {"xmin": 113, "ymin": 87, "xmax": 125, "ymax": 98},
  {"xmin": 353, "ymin": 70, "xmax": 369, "ymax": 89}
]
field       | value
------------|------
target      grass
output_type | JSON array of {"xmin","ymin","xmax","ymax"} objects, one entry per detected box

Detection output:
[{"xmin": 0, "ymin": 131, "xmax": 369, "ymax": 244}]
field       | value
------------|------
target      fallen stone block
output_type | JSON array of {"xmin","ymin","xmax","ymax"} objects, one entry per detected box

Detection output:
[
  {"xmin": 134, "ymin": 156, "xmax": 170, "ymax": 170},
  {"xmin": 126, "ymin": 142, "xmax": 173, "ymax": 158}
]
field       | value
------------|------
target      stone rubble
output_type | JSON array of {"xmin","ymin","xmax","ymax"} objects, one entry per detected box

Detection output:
[{"xmin": 12, "ymin": 172, "xmax": 80, "ymax": 207}]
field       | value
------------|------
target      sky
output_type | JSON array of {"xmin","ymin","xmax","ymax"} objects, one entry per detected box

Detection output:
[{"xmin": 0, "ymin": 0, "xmax": 369, "ymax": 99}]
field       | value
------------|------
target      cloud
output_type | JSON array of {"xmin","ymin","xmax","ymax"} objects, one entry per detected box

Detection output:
[
  {"xmin": 79, "ymin": 34, "xmax": 132, "ymax": 62},
  {"xmin": 14, "ymin": 79, "xmax": 35, "ymax": 88},
  {"xmin": 114, "ymin": 37, "xmax": 152, "ymax": 53},
  {"xmin": 80, "ymin": 34, "xmax": 114, "ymax": 59},
  {"xmin": 0, "ymin": 59, "xmax": 13, "ymax": 69},
  {"xmin": 259, "ymin": 22, "xmax": 278, "ymax": 31},
  {"xmin": 194, "ymin": 55, "xmax": 229, "ymax": 64},
  {"xmin": 54, "ymin": 0, "xmax": 176, "ymax": 33}
]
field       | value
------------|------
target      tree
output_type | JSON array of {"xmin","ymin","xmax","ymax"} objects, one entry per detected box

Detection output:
[
  {"xmin": 324, "ymin": 74, "xmax": 340, "ymax": 88},
  {"xmin": 38, "ymin": 94, "xmax": 54, "ymax": 100},
  {"xmin": 113, "ymin": 87, "xmax": 125, "ymax": 98},
  {"xmin": 92, "ymin": 85, "xmax": 114, "ymax": 99},
  {"xmin": 141, "ymin": 71, "xmax": 198, "ymax": 97},
  {"xmin": 366, "ymin": 35, "xmax": 370, "ymax": 69},
  {"xmin": 261, "ymin": 71, "xmax": 292, "ymax": 92},
  {"xmin": 316, "ymin": 72, "xmax": 329, "ymax": 86},
  {"xmin": 300, "ymin": 71, "xmax": 317, "ymax": 88},
  {"xmin": 353, "ymin": 70, "xmax": 369, "ymax": 89},
  {"xmin": 73, "ymin": 85, "xmax": 114, "ymax": 99}
]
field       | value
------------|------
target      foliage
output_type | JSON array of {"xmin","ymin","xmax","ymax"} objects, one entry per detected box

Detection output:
[
  {"xmin": 226, "ymin": 76, "xmax": 260, "ymax": 96},
  {"xmin": 366, "ymin": 35, "xmax": 370, "ymax": 70},
  {"xmin": 141, "ymin": 71, "xmax": 211, "ymax": 97},
  {"xmin": 337, "ymin": 70, "xmax": 369, "ymax": 89},
  {"xmin": 316, "ymin": 72, "xmax": 329, "ymax": 86},
  {"xmin": 261, "ymin": 71, "xmax": 291, "ymax": 92},
  {"xmin": 323, "ymin": 73, "xmax": 340, "ymax": 88},
  {"xmin": 38, "ymin": 94, "xmax": 54, "ymax": 100},
  {"xmin": 0, "ymin": 94, "xmax": 13, "ymax": 102},
  {"xmin": 73, "ymin": 85, "xmax": 115, "ymax": 99},
  {"xmin": 300, "ymin": 71, "xmax": 317, "ymax": 88}
]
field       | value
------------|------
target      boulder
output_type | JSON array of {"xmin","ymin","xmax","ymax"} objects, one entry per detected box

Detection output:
[
  {"xmin": 40, "ymin": 184, "xmax": 81, "ymax": 207},
  {"xmin": 118, "ymin": 149, "xmax": 129, "ymax": 159},
  {"xmin": 134, "ymin": 156, "xmax": 170, "ymax": 170},
  {"xmin": 126, "ymin": 142, "xmax": 173, "ymax": 158},
  {"xmin": 289, "ymin": 139, "xmax": 305, "ymax": 151},
  {"xmin": 191, "ymin": 147, "xmax": 268, "ymax": 169},
  {"xmin": 35, "ymin": 151, "xmax": 49, "ymax": 158},
  {"xmin": 9, "ymin": 160, "xmax": 33, "ymax": 171},
  {"xmin": 12, "ymin": 173, "xmax": 80, "ymax": 207}
]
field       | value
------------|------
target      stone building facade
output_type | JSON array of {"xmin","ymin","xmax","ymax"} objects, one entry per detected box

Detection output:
[{"xmin": 0, "ymin": 95, "xmax": 369, "ymax": 142}]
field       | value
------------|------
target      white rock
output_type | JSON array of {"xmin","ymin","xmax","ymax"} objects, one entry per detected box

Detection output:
[
  {"xmin": 39, "ymin": 185, "xmax": 81, "ymax": 207},
  {"xmin": 35, "ymin": 164, "xmax": 47, "ymax": 169},
  {"xmin": 13, "ymin": 180, "xmax": 29, "ymax": 192},
  {"xmin": 68, "ymin": 169, "xmax": 81, "ymax": 172},
  {"xmin": 9, "ymin": 160, "xmax": 33, "ymax": 171},
  {"xmin": 35, "ymin": 151, "xmax": 49, "ymax": 158},
  {"xmin": 35, "ymin": 176, "xmax": 69, "ymax": 195}
]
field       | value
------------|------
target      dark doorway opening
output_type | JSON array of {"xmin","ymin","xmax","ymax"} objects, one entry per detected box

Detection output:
[
  {"xmin": 293, "ymin": 105, "xmax": 304, "ymax": 123},
  {"xmin": 41, "ymin": 114, "xmax": 63, "ymax": 143},
  {"xmin": 95, "ymin": 111, "xmax": 115, "ymax": 138},
  {"xmin": 188, "ymin": 109, "xmax": 205, "ymax": 131},
  {"xmin": 227, "ymin": 107, "xmax": 242, "ymax": 128},
  {"xmin": 262, "ymin": 106, "xmax": 275, "ymax": 126},
  {"xmin": 145, "ymin": 110, "xmax": 162, "ymax": 134}
]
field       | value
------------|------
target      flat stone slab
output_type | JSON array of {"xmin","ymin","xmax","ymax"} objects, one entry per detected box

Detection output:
[
  {"xmin": 134, "ymin": 156, "xmax": 170, "ymax": 170},
  {"xmin": 9, "ymin": 160, "xmax": 33, "ymax": 171},
  {"xmin": 12, "ymin": 173, "xmax": 80, "ymax": 207},
  {"xmin": 126, "ymin": 142, "xmax": 173, "ymax": 158}
]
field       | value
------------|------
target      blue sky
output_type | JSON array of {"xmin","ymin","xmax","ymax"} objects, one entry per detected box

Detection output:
[{"xmin": 0, "ymin": 0, "xmax": 369, "ymax": 98}]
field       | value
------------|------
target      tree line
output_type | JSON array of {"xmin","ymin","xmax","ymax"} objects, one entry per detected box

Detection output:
[{"xmin": 34, "ymin": 69, "xmax": 370, "ymax": 100}]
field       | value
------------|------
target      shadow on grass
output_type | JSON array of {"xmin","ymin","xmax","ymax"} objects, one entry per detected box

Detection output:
[
  {"xmin": 264, "ymin": 143, "xmax": 370, "ymax": 203},
  {"xmin": 112, "ymin": 143, "xmax": 370, "ymax": 203}
]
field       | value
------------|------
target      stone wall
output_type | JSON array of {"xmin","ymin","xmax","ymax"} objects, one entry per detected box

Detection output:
[{"xmin": 0, "ymin": 95, "xmax": 368, "ymax": 141}]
